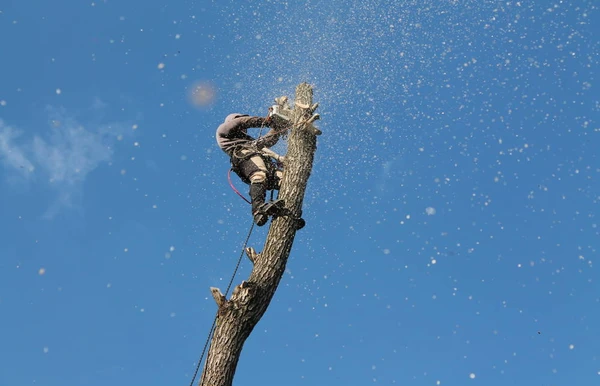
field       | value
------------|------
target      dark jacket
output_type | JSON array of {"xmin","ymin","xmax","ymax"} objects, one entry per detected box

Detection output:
[{"xmin": 215, "ymin": 114, "xmax": 281, "ymax": 156}]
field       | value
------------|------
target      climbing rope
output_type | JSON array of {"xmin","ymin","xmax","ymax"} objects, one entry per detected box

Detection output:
[
  {"xmin": 227, "ymin": 168, "xmax": 252, "ymax": 205},
  {"xmin": 188, "ymin": 221, "xmax": 255, "ymax": 386}
]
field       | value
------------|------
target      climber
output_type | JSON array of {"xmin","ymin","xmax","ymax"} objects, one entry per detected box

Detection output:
[{"xmin": 215, "ymin": 112, "xmax": 287, "ymax": 226}]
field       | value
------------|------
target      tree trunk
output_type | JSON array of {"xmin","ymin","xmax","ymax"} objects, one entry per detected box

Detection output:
[{"xmin": 199, "ymin": 83, "xmax": 320, "ymax": 386}]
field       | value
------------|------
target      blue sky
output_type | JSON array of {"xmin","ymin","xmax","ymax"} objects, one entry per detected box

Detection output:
[{"xmin": 0, "ymin": 1, "xmax": 598, "ymax": 385}]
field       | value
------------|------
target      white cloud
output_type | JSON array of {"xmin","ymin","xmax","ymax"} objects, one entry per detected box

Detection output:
[
  {"xmin": 0, "ymin": 123, "xmax": 35, "ymax": 176},
  {"xmin": 0, "ymin": 106, "xmax": 130, "ymax": 218}
]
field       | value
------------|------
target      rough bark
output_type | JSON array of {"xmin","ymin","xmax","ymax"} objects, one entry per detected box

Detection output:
[{"xmin": 199, "ymin": 83, "xmax": 320, "ymax": 386}]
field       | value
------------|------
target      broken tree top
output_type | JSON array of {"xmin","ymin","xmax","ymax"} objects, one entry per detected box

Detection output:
[{"xmin": 271, "ymin": 93, "xmax": 322, "ymax": 136}]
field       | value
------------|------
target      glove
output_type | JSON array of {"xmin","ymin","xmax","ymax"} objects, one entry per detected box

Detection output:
[{"xmin": 259, "ymin": 147, "xmax": 285, "ymax": 163}]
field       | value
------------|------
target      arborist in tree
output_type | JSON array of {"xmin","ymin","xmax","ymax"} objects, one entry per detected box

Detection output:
[{"xmin": 216, "ymin": 112, "xmax": 288, "ymax": 226}]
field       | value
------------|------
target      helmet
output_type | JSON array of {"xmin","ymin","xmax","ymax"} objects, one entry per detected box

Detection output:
[{"xmin": 225, "ymin": 113, "xmax": 249, "ymax": 123}]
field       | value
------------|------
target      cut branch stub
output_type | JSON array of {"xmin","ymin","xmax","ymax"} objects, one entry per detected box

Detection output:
[
  {"xmin": 292, "ymin": 87, "xmax": 321, "ymax": 136},
  {"xmin": 245, "ymin": 247, "xmax": 259, "ymax": 264},
  {"xmin": 210, "ymin": 287, "xmax": 227, "ymax": 308}
]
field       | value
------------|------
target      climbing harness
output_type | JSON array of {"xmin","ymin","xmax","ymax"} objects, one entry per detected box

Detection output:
[{"xmin": 188, "ymin": 221, "xmax": 255, "ymax": 386}]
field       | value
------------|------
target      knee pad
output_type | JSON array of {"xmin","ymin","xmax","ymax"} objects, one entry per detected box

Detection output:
[{"xmin": 249, "ymin": 171, "xmax": 266, "ymax": 184}]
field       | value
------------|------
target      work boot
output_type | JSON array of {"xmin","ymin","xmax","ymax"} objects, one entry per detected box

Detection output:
[
  {"xmin": 253, "ymin": 212, "xmax": 269, "ymax": 226},
  {"xmin": 249, "ymin": 183, "xmax": 267, "ymax": 226},
  {"xmin": 253, "ymin": 199, "xmax": 286, "ymax": 227}
]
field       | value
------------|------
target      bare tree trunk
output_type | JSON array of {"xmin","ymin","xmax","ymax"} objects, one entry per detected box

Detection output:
[{"xmin": 199, "ymin": 83, "xmax": 321, "ymax": 386}]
